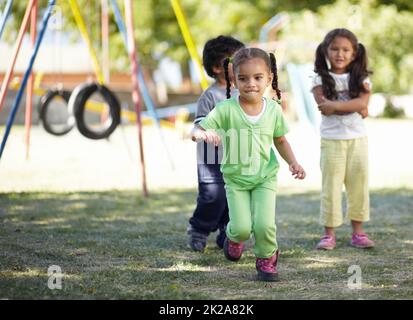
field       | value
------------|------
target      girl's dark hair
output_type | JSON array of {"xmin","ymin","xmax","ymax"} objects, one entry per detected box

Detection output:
[
  {"xmin": 314, "ymin": 28, "xmax": 372, "ymax": 99},
  {"xmin": 202, "ymin": 35, "xmax": 245, "ymax": 78},
  {"xmin": 223, "ymin": 47, "xmax": 281, "ymax": 100}
]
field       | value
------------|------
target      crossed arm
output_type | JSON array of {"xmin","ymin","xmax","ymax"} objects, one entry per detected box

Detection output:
[{"xmin": 312, "ymin": 84, "xmax": 371, "ymax": 118}]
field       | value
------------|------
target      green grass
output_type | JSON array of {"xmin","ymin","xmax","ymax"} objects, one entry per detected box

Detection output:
[{"xmin": 0, "ymin": 188, "xmax": 413, "ymax": 299}]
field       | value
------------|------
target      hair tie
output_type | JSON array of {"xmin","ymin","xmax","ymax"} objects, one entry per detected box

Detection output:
[{"xmin": 272, "ymin": 97, "xmax": 282, "ymax": 105}]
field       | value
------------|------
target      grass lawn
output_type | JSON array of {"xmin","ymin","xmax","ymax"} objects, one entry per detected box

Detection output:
[{"xmin": 0, "ymin": 188, "xmax": 412, "ymax": 299}]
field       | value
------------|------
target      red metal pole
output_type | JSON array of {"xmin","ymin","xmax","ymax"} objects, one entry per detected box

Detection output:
[
  {"xmin": 24, "ymin": 1, "xmax": 38, "ymax": 160},
  {"xmin": 0, "ymin": 0, "xmax": 37, "ymax": 112},
  {"xmin": 124, "ymin": 0, "xmax": 148, "ymax": 197}
]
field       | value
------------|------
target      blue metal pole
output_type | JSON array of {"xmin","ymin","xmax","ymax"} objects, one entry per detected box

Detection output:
[
  {"xmin": 0, "ymin": 0, "xmax": 13, "ymax": 40},
  {"xmin": 259, "ymin": 13, "xmax": 288, "ymax": 44},
  {"xmin": 110, "ymin": 0, "xmax": 127, "ymax": 43},
  {"xmin": 0, "ymin": 0, "xmax": 56, "ymax": 160}
]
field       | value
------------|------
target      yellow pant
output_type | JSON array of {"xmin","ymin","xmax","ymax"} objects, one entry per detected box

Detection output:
[{"xmin": 320, "ymin": 137, "xmax": 369, "ymax": 227}]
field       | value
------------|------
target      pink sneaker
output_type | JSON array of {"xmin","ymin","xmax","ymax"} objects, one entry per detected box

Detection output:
[
  {"xmin": 316, "ymin": 235, "xmax": 336, "ymax": 250},
  {"xmin": 256, "ymin": 249, "xmax": 280, "ymax": 282},
  {"xmin": 351, "ymin": 233, "xmax": 375, "ymax": 248},
  {"xmin": 223, "ymin": 238, "xmax": 244, "ymax": 261}
]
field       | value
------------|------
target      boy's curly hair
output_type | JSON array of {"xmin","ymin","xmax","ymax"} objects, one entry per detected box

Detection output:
[{"xmin": 202, "ymin": 35, "xmax": 244, "ymax": 78}]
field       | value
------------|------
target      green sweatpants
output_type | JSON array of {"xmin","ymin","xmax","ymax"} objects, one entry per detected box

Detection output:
[{"xmin": 225, "ymin": 179, "xmax": 277, "ymax": 258}]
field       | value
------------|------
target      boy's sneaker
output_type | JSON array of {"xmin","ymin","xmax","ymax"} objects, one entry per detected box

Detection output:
[
  {"xmin": 351, "ymin": 233, "xmax": 375, "ymax": 249},
  {"xmin": 223, "ymin": 238, "xmax": 244, "ymax": 261},
  {"xmin": 256, "ymin": 250, "xmax": 280, "ymax": 282},
  {"xmin": 187, "ymin": 226, "xmax": 208, "ymax": 252},
  {"xmin": 216, "ymin": 226, "xmax": 227, "ymax": 249},
  {"xmin": 316, "ymin": 235, "xmax": 336, "ymax": 250}
]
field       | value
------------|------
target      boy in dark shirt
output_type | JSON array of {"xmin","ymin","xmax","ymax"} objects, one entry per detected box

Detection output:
[{"xmin": 188, "ymin": 35, "xmax": 244, "ymax": 252}]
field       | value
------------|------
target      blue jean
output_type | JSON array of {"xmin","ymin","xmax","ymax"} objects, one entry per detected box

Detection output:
[{"xmin": 189, "ymin": 182, "xmax": 229, "ymax": 235}]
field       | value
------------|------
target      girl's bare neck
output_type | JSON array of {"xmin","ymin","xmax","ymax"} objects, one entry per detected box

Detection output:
[
  {"xmin": 239, "ymin": 96, "xmax": 264, "ymax": 116},
  {"xmin": 330, "ymin": 68, "xmax": 347, "ymax": 74}
]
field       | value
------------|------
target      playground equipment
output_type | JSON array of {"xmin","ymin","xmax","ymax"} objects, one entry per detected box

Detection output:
[
  {"xmin": 0, "ymin": 0, "xmax": 147, "ymax": 196},
  {"xmin": 0, "ymin": 0, "xmax": 38, "ymax": 113},
  {"xmin": 38, "ymin": 88, "xmax": 74, "ymax": 136},
  {"xmin": 0, "ymin": 0, "xmax": 207, "ymax": 198},
  {"xmin": 110, "ymin": 0, "xmax": 176, "ymax": 170},
  {"xmin": 67, "ymin": 0, "xmax": 121, "ymax": 140},
  {"xmin": 123, "ymin": 0, "xmax": 148, "ymax": 196},
  {"xmin": 68, "ymin": 82, "xmax": 121, "ymax": 140},
  {"xmin": 36, "ymin": 1, "xmax": 118, "ymax": 139},
  {"xmin": 286, "ymin": 63, "xmax": 320, "ymax": 131},
  {"xmin": 259, "ymin": 12, "xmax": 288, "ymax": 44},
  {"xmin": 0, "ymin": 0, "xmax": 56, "ymax": 159},
  {"xmin": 24, "ymin": 0, "xmax": 37, "ymax": 159},
  {"xmin": 170, "ymin": 0, "xmax": 208, "ymax": 91},
  {"xmin": 0, "ymin": 0, "xmax": 13, "ymax": 40},
  {"xmin": 37, "ymin": 2, "xmax": 75, "ymax": 137}
]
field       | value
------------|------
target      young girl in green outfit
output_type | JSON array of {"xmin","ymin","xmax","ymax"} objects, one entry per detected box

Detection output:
[{"xmin": 191, "ymin": 47, "xmax": 306, "ymax": 282}]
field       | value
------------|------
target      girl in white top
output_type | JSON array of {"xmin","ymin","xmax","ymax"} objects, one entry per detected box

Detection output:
[{"xmin": 311, "ymin": 28, "xmax": 375, "ymax": 250}]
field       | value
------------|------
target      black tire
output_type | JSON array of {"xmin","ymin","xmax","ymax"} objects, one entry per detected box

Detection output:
[
  {"xmin": 38, "ymin": 89, "xmax": 75, "ymax": 136},
  {"xmin": 68, "ymin": 82, "xmax": 121, "ymax": 140}
]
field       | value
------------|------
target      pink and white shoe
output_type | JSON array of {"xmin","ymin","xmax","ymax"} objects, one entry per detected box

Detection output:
[
  {"xmin": 351, "ymin": 233, "xmax": 375, "ymax": 248},
  {"xmin": 256, "ymin": 250, "xmax": 280, "ymax": 282},
  {"xmin": 223, "ymin": 238, "xmax": 244, "ymax": 261},
  {"xmin": 316, "ymin": 235, "xmax": 336, "ymax": 250}
]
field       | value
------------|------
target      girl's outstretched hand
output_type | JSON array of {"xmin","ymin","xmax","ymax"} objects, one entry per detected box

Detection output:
[
  {"xmin": 191, "ymin": 127, "xmax": 221, "ymax": 146},
  {"xmin": 191, "ymin": 127, "xmax": 206, "ymax": 142},
  {"xmin": 204, "ymin": 130, "xmax": 221, "ymax": 146},
  {"xmin": 289, "ymin": 162, "xmax": 306, "ymax": 180}
]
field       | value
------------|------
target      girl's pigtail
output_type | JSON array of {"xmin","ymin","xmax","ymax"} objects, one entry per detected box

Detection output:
[
  {"xmin": 269, "ymin": 53, "xmax": 281, "ymax": 102},
  {"xmin": 349, "ymin": 42, "xmax": 371, "ymax": 98},
  {"xmin": 314, "ymin": 43, "xmax": 337, "ymax": 100},
  {"xmin": 223, "ymin": 57, "xmax": 232, "ymax": 99}
]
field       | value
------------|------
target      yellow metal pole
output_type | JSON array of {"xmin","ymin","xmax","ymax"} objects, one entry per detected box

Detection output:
[
  {"xmin": 170, "ymin": 0, "xmax": 208, "ymax": 90},
  {"xmin": 69, "ymin": 0, "xmax": 105, "ymax": 85}
]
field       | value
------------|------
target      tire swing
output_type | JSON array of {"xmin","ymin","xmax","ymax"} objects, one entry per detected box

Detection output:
[
  {"xmin": 68, "ymin": 82, "xmax": 121, "ymax": 140},
  {"xmin": 38, "ymin": 89, "xmax": 75, "ymax": 136}
]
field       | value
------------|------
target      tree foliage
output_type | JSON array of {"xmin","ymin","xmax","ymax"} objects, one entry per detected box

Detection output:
[
  {"xmin": 1, "ymin": 0, "xmax": 412, "ymax": 93},
  {"xmin": 283, "ymin": 0, "xmax": 413, "ymax": 94}
]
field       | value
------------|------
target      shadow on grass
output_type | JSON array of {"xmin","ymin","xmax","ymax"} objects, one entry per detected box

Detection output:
[{"xmin": 0, "ymin": 188, "xmax": 412, "ymax": 299}]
